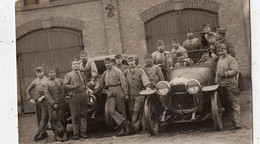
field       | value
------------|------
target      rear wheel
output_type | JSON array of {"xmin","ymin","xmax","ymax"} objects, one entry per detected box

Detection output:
[
  {"xmin": 211, "ymin": 91, "xmax": 223, "ymax": 130},
  {"xmin": 144, "ymin": 96, "xmax": 159, "ymax": 135},
  {"xmin": 104, "ymin": 101, "xmax": 117, "ymax": 130}
]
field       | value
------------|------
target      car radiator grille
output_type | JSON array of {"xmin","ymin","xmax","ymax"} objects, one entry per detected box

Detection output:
[{"xmin": 171, "ymin": 85, "xmax": 186, "ymax": 93}]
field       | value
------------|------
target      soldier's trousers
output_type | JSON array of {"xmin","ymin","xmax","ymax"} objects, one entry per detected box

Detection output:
[
  {"xmin": 218, "ymin": 85, "xmax": 240, "ymax": 126},
  {"xmin": 35, "ymin": 99, "xmax": 48, "ymax": 136},
  {"xmin": 48, "ymin": 103, "xmax": 67, "ymax": 137},
  {"xmin": 129, "ymin": 95, "xmax": 145, "ymax": 131},
  {"xmin": 106, "ymin": 86, "xmax": 126, "ymax": 126},
  {"xmin": 69, "ymin": 92, "xmax": 88, "ymax": 135}
]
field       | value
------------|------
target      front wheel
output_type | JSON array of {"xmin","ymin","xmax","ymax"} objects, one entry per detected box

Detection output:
[
  {"xmin": 144, "ymin": 96, "xmax": 159, "ymax": 135},
  {"xmin": 211, "ymin": 91, "xmax": 223, "ymax": 130}
]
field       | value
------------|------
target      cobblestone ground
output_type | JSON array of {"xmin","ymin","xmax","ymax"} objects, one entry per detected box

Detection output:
[{"xmin": 18, "ymin": 90, "xmax": 252, "ymax": 144}]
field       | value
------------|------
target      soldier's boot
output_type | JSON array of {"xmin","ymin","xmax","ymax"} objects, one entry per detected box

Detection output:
[
  {"xmin": 33, "ymin": 132, "xmax": 40, "ymax": 141},
  {"xmin": 117, "ymin": 123, "xmax": 126, "ymax": 136},
  {"xmin": 36, "ymin": 132, "xmax": 48, "ymax": 141},
  {"xmin": 63, "ymin": 132, "xmax": 68, "ymax": 141},
  {"xmin": 71, "ymin": 135, "xmax": 79, "ymax": 140},
  {"xmin": 123, "ymin": 120, "xmax": 132, "ymax": 135},
  {"xmin": 80, "ymin": 133, "xmax": 88, "ymax": 139},
  {"xmin": 55, "ymin": 135, "xmax": 64, "ymax": 142}
]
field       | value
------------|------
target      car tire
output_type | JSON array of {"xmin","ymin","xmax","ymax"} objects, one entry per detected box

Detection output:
[
  {"xmin": 211, "ymin": 91, "xmax": 223, "ymax": 130},
  {"xmin": 144, "ymin": 96, "xmax": 159, "ymax": 135}
]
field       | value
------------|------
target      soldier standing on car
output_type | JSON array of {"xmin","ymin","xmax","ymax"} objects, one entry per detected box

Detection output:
[
  {"xmin": 44, "ymin": 68, "xmax": 68, "ymax": 141},
  {"xmin": 215, "ymin": 44, "xmax": 241, "ymax": 129},
  {"xmin": 79, "ymin": 50, "xmax": 98, "ymax": 89},
  {"xmin": 115, "ymin": 54, "xmax": 129, "ymax": 72},
  {"xmin": 94, "ymin": 57, "xmax": 131, "ymax": 136},
  {"xmin": 183, "ymin": 29, "xmax": 201, "ymax": 50},
  {"xmin": 124, "ymin": 56, "xmax": 151, "ymax": 133},
  {"xmin": 200, "ymin": 23, "xmax": 213, "ymax": 49},
  {"xmin": 152, "ymin": 40, "xmax": 172, "ymax": 70},
  {"xmin": 63, "ymin": 59, "xmax": 88, "ymax": 140},
  {"xmin": 143, "ymin": 53, "xmax": 173, "ymax": 120},
  {"xmin": 26, "ymin": 67, "xmax": 49, "ymax": 141}
]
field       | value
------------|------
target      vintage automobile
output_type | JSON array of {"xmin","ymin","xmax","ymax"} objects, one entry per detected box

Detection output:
[
  {"xmin": 141, "ymin": 49, "xmax": 224, "ymax": 135},
  {"xmin": 83, "ymin": 54, "xmax": 139, "ymax": 127}
]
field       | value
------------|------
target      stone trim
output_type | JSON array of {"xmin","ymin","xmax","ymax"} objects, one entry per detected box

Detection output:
[
  {"xmin": 139, "ymin": 0, "xmax": 220, "ymax": 23},
  {"xmin": 16, "ymin": 17, "xmax": 85, "ymax": 38}
]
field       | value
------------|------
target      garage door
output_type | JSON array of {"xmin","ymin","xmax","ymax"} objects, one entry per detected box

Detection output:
[
  {"xmin": 145, "ymin": 9, "xmax": 219, "ymax": 53},
  {"xmin": 17, "ymin": 28, "xmax": 83, "ymax": 113}
]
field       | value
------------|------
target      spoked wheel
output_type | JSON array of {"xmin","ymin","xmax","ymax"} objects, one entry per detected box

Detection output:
[
  {"xmin": 105, "ymin": 101, "xmax": 117, "ymax": 130},
  {"xmin": 144, "ymin": 96, "xmax": 160, "ymax": 135},
  {"xmin": 211, "ymin": 91, "xmax": 223, "ymax": 130}
]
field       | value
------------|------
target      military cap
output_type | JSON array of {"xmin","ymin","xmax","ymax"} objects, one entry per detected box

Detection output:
[
  {"xmin": 144, "ymin": 53, "xmax": 152, "ymax": 59},
  {"xmin": 35, "ymin": 67, "xmax": 44, "ymax": 73},
  {"xmin": 216, "ymin": 28, "xmax": 227, "ymax": 34},
  {"xmin": 217, "ymin": 44, "xmax": 227, "ymax": 50},
  {"xmin": 79, "ymin": 50, "xmax": 88, "ymax": 56},
  {"xmin": 104, "ymin": 57, "xmax": 112, "ymax": 62},
  {"xmin": 115, "ymin": 54, "xmax": 123, "ymax": 59},
  {"xmin": 157, "ymin": 40, "xmax": 164, "ymax": 46},
  {"xmin": 71, "ymin": 58, "xmax": 78, "ymax": 64},
  {"xmin": 176, "ymin": 52, "xmax": 184, "ymax": 57},
  {"xmin": 187, "ymin": 28, "xmax": 193, "ymax": 33},
  {"xmin": 47, "ymin": 67, "xmax": 56, "ymax": 73},
  {"xmin": 127, "ymin": 56, "xmax": 134, "ymax": 61},
  {"xmin": 203, "ymin": 23, "xmax": 211, "ymax": 28},
  {"xmin": 207, "ymin": 32, "xmax": 216, "ymax": 36},
  {"xmin": 171, "ymin": 38, "xmax": 179, "ymax": 44}
]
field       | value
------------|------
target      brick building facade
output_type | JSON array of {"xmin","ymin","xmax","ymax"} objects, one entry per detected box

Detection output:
[{"xmin": 15, "ymin": 0, "xmax": 250, "ymax": 113}]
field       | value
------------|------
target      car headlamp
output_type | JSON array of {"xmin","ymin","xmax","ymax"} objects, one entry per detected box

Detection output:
[
  {"xmin": 185, "ymin": 79, "xmax": 201, "ymax": 94},
  {"xmin": 156, "ymin": 81, "xmax": 170, "ymax": 95}
]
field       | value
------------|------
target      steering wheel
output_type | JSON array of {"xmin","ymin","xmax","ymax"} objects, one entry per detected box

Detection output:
[{"xmin": 173, "ymin": 60, "xmax": 191, "ymax": 67}]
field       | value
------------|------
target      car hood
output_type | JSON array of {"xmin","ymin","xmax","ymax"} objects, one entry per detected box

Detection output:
[{"xmin": 168, "ymin": 66, "xmax": 215, "ymax": 86}]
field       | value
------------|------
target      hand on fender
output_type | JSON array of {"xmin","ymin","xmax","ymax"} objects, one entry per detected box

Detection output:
[{"xmin": 53, "ymin": 104, "xmax": 60, "ymax": 110}]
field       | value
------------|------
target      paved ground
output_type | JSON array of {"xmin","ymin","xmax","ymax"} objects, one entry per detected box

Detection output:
[{"xmin": 18, "ymin": 90, "xmax": 252, "ymax": 144}]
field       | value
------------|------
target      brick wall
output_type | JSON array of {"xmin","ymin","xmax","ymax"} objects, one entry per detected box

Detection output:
[
  {"xmin": 16, "ymin": 0, "xmax": 108, "ymax": 57},
  {"xmin": 15, "ymin": 0, "xmax": 251, "ymax": 76},
  {"xmin": 117, "ymin": 0, "xmax": 250, "ymax": 76}
]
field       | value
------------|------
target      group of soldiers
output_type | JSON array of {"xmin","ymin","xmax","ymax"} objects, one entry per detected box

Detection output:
[{"xmin": 26, "ymin": 23, "xmax": 241, "ymax": 142}]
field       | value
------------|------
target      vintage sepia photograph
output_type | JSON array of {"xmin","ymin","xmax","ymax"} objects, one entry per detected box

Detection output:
[{"xmin": 15, "ymin": 0, "xmax": 252, "ymax": 143}]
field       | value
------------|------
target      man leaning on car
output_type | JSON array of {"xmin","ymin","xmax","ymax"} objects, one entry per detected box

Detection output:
[{"xmin": 215, "ymin": 44, "xmax": 241, "ymax": 130}]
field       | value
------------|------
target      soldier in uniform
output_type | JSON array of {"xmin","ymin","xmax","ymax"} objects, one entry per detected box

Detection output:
[
  {"xmin": 44, "ymin": 68, "xmax": 68, "ymax": 141},
  {"xmin": 200, "ymin": 24, "xmax": 213, "ymax": 49},
  {"xmin": 124, "ymin": 56, "xmax": 151, "ymax": 133},
  {"xmin": 197, "ymin": 50, "xmax": 215, "ymax": 66},
  {"xmin": 26, "ymin": 67, "xmax": 49, "ymax": 141},
  {"xmin": 115, "ymin": 54, "xmax": 129, "ymax": 72},
  {"xmin": 183, "ymin": 28, "xmax": 201, "ymax": 50},
  {"xmin": 94, "ymin": 57, "xmax": 130, "ymax": 136},
  {"xmin": 171, "ymin": 39, "xmax": 188, "ymax": 64},
  {"xmin": 173, "ymin": 52, "xmax": 194, "ymax": 68},
  {"xmin": 143, "ymin": 53, "xmax": 173, "ymax": 120},
  {"xmin": 216, "ymin": 28, "xmax": 235, "ymax": 58},
  {"xmin": 215, "ymin": 44, "xmax": 241, "ymax": 129},
  {"xmin": 63, "ymin": 59, "xmax": 88, "ymax": 140},
  {"xmin": 79, "ymin": 50, "xmax": 98, "ymax": 89}
]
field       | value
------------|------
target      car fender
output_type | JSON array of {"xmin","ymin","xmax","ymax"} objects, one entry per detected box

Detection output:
[
  {"xmin": 201, "ymin": 84, "xmax": 219, "ymax": 92},
  {"xmin": 139, "ymin": 89, "xmax": 157, "ymax": 95}
]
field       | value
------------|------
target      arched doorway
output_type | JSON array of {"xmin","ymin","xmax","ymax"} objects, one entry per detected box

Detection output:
[
  {"xmin": 17, "ymin": 28, "xmax": 83, "ymax": 113},
  {"xmin": 145, "ymin": 9, "xmax": 219, "ymax": 53}
]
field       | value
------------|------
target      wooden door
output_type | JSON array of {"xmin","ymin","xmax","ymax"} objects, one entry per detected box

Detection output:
[
  {"xmin": 17, "ymin": 28, "xmax": 83, "ymax": 113},
  {"xmin": 145, "ymin": 9, "xmax": 219, "ymax": 53}
]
